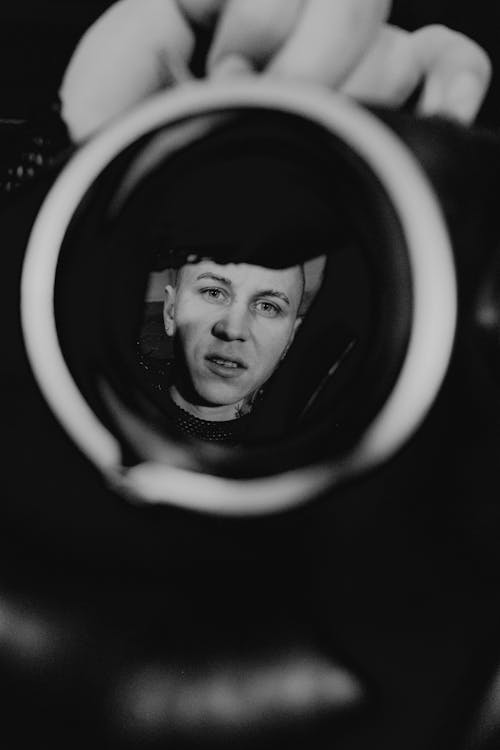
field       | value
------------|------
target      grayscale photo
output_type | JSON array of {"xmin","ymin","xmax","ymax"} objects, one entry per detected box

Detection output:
[{"xmin": 2, "ymin": 2, "xmax": 500, "ymax": 749}]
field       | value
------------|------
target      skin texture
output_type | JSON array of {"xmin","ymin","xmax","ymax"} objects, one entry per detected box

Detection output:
[
  {"xmin": 60, "ymin": 0, "xmax": 491, "ymax": 141},
  {"xmin": 163, "ymin": 261, "xmax": 304, "ymax": 420}
]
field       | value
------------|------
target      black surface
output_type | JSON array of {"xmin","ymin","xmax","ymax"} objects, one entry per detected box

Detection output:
[{"xmin": 1, "ymin": 4, "xmax": 500, "ymax": 749}]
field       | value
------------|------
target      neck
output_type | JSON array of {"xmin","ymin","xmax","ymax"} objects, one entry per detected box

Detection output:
[{"xmin": 169, "ymin": 384, "xmax": 244, "ymax": 421}]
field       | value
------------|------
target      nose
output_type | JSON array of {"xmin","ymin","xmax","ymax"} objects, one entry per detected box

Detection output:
[{"xmin": 212, "ymin": 305, "xmax": 250, "ymax": 342}]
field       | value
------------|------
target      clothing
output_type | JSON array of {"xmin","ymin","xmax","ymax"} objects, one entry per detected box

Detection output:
[{"xmin": 136, "ymin": 348, "xmax": 252, "ymax": 444}]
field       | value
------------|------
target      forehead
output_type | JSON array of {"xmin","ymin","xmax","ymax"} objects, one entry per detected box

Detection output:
[{"xmin": 178, "ymin": 261, "xmax": 303, "ymax": 302}]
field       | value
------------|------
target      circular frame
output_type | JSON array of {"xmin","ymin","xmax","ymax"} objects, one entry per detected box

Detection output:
[{"xmin": 20, "ymin": 78, "xmax": 456, "ymax": 516}]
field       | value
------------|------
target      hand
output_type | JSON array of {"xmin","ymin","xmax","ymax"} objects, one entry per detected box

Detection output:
[
  {"xmin": 340, "ymin": 23, "xmax": 491, "ymax": 125},
  {"xmin": 60, "ymin": 0, "xmax": 491, "ymax": 142}
]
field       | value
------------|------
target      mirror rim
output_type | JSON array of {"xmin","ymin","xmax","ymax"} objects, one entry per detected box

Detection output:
[{"xmin": 20, "ymin": 78, "xmax": 456, "ymax": 516}]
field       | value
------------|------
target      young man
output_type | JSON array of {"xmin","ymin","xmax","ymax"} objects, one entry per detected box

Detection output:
[
  {"xmin": 137, "ymin": 258, "xmax": 305, "ymax": 443},
  {"xmin": 162, "ymin": 259, "xmax": 305, "ymax": 422}
]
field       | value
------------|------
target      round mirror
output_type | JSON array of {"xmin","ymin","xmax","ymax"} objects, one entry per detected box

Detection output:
[{"xmin": 21, "ymin": 79, "xmax": 456, "ymax": 515}]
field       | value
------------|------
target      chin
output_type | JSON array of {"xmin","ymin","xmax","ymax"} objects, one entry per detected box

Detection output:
[{"xmin": 196, "ymin": 384, "xmax": 248, "ymax": 409}]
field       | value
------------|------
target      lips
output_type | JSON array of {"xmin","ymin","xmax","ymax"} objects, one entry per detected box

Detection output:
[{"xmin": 204, "ymin": 354, "xmax": 247, "ymax": 378}]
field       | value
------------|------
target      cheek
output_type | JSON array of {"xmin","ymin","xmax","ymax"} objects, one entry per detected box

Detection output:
[
  {"xmin": 174, "ymin": 302, "xmax": 211, "ymax": 351},
  {"xmin": 176, "ymin": 319, "xmax": 205, "ymax": 356},
  {"xmin": 254, "ymin": 322, "xmax": 295, "ymax": 370}
]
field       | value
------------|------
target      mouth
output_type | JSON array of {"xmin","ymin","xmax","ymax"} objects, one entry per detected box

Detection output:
[{"xmin": 205, "ymin": 355, "xmax": 247, "ymax": 378}]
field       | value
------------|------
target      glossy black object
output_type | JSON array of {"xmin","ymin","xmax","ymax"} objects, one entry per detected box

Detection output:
[{"xmin": 1, "ymin": 105, "xmax": 500, "ymax": 749}]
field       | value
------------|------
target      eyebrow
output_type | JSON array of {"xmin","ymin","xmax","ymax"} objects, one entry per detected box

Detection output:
[
  {"xmin": 257, "ymin": 289, "xmax": 291, "ymax": 305},
  {"xmin": 195, "ymin": 273, "xmax": 291, "ymax": 305},
  {"xmin": 196, "ymin": 272, "xmax": 233, "ymax": 286}
]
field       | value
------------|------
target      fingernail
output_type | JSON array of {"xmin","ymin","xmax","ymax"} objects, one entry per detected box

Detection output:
[
  {"xmin": 444, "ymin": 72, "xmax": 483, "ymax": 123},
  {"xmin": 210, "ymin": 54, "xmax": 254, "ymax": 79}
]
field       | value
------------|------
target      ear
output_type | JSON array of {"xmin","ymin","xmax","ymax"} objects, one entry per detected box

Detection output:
[
  {"xmin": 288, "ymin": 316, "xmax": 303, "ymax": 347},
  {"xmin": 292, "ymin": 316, "xmax": 302, "ymax": 338},
  {"xmin": 163, "ymin": 285, "xmax": 176, "ymax": 337},
  {"xmin": 280, "ymin": 317, "xmax": 302, "ymax": 360}
]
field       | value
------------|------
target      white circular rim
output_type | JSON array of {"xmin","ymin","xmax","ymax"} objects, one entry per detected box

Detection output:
[{"xmin": 20, "ymin": 78, "xmax": 456, "ymax": 516}]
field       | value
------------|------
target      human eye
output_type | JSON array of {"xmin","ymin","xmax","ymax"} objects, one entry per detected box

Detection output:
[
  {"xmin": 200, "ymin": 287, "xmax": 227, "ymax": 303},
  {"xmin": 254, "ymin": 299, "xmax": 282, "ymax": 317}
]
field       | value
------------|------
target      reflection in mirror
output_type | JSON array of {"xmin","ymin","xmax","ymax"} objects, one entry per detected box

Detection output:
[
  {"xmin": 53, "ymin": 106, "xmax": 412, "ymax": 481},
  {"xmin": 137, "ymin": 256, "xmax": 333, "ymax": 446}
]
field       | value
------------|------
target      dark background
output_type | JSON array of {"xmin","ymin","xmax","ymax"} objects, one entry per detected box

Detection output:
[
  {"xmin": 0, "ymin": 1, "xmax": 499, "ymax": 126},
  {"xmin": 1, "ymin": 6, "xmax": 500, "ymax": 748}
]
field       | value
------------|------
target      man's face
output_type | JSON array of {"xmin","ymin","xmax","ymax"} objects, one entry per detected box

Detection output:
[{"xmin": 163, "ymin": 260, "xmax": 303, "ymax": 409}]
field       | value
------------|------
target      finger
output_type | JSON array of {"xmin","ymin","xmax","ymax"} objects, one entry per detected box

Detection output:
[
  {"xmin": 414, "ymin": 25, "xmax": 491, "ymax": 124},
  {"xmin": 340, "ymin": 26, "xmax": 422, "ymax": 107},
  {"xmin": 341, "ymin": 24, "xmax": 491, "ymax": 124},
  {"xmin": 60, "ymin": 0, "xmax": 196, "ymax": 142},
  {"xmin": 268, "ymin": 0, "xmax": 392, "ymax": 87},
  {"xmin": 207, "ymin": 0, "xmax": 305, "ymax": 75},
  {"xmin": 177, "ymin": 0, "xmax": 225, "ymax": 26}
]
